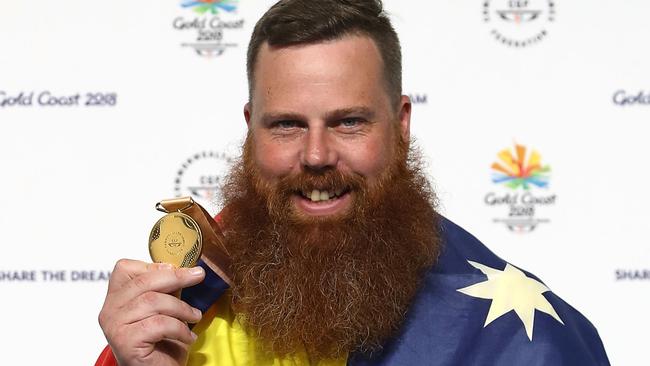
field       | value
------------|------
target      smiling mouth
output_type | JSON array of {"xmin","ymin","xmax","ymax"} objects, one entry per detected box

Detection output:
[
  {"xmin": 298, "ymin": 187, "xmax": 350, "ymax": 202},
  {"xmin": 291, "ymin": 187, "xmax": 353, "ymax": 216}
]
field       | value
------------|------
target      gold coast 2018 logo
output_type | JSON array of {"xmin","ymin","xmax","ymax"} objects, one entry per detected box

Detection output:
[
  {"xmin": 173, "ymin": 0, "xmax": 245, "ymax": 57},
  {"xmin": 483, "ymin": 0, "xmax": 556, "ymax": 48},
  {"xmin": 484, "ymin": 143, "xmax": 557, "ymax": 233}
]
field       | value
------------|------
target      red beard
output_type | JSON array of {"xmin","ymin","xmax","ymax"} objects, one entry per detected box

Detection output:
[{"xmin": 219, "ymin": 133, "xmax": 441, "ymax": 359}]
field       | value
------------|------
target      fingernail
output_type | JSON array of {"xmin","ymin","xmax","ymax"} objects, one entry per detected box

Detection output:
[
  {"xmin": 193, "ymin": 308, "xmax": 202, "ymax": 318},
  {"xmin": 188, "ymin": 266, "xmax": 204, "ymax": 276},
  {"xmin": 191, "ymin": 331, "xmax": 198, "ymax": 341}
]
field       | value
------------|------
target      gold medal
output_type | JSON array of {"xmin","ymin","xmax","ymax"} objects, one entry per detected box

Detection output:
[
  {"xmin": 147, "ymin": 197, "xmax": 233, "ymax": 286},
  {"xmin": 149, "ymin": 211, "xmax": 202, "ymax": 268}
]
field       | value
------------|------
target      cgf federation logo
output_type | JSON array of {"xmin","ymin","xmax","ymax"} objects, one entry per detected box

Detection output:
[
  {"xmin": 484, "ymin": 143, "xmax": 557, "ymax": 233},
  {"xmin": 483, "ymin": 0, "xmax": 556, "ymax": 48},
  {"xmin": 174, "ymin": 151, "xmax": 234, "ymax": 216},
  {"xmin": 173, "ymin": 0, "xmax": 245, "ymax": 57}
]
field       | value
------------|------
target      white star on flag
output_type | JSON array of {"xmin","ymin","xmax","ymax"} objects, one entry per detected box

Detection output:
[{"xmin": 457, "ymin": 260, "xmax": 564, "ymax": 340}]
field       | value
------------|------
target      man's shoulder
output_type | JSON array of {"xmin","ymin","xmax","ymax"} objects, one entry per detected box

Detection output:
[
  {"xmin": 350, "ymin": 217, "xmax": 610, "ymax": 366},
  {"xmin": 434, "ymin": 216, "xmax": 509, "ymax": 275}
]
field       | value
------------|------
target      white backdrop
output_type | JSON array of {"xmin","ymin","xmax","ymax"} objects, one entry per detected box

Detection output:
[{"xmin": 0, "ymin": 1, "xmax": 648, "ymax": 364}]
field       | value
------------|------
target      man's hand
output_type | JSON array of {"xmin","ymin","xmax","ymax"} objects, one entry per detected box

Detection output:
[{"xmin": 98, "ymin": 259, "xmax": 206, "ymax": 366}]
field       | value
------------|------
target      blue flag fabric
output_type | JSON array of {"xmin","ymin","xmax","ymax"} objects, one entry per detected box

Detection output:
[
  {"xmin": 350, "ymin": 218, "xmax": 609, "ymax": 366},
  {"xmin": 183, "ymin": 217, "xmax": 610, "ymax": 365}
]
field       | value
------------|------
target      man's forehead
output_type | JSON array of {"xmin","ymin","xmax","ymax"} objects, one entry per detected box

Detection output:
[
  {"xmin": 250, "ymin": 35, "xmax": 388, "ymax": 110},
  {"xmin": 256, "ymin": 35, "xmax": 382, "ymax": 74}
]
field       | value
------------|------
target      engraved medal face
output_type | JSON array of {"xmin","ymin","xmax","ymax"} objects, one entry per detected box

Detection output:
[{"xmin": 149, "ymin": 212, "xmax": 202, "ymax": 268}]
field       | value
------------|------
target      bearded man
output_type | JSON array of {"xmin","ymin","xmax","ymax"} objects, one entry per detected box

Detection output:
[{"xmin": 97, "ymin": 1, "xmax": 610, "ymax": 365}]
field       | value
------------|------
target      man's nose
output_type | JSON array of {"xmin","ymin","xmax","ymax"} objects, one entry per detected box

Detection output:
[{"xmin": 300, "ymin": 126, "xmax": 337, "ymax": 171}]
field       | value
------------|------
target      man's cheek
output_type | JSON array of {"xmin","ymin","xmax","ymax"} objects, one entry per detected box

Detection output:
[
  {"xmin": 344, "ymin": 148, "xmax": 389, "ymax": 178},
  {"xmin": 254, "ymin": 149, "xmax": 296, "ymax": 179}
]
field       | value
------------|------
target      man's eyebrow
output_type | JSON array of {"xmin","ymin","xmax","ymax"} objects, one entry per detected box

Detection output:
[
  {"xmin": 260, "ymin": 112, "xmax": 306, "ymax": 125},
  {"xmin": 259, "ymin": 107, "xmax": 375, "ymax": 125},
  {"xmin": 325, "ymin": 107, "xmax": 375, "ymax": 121}
]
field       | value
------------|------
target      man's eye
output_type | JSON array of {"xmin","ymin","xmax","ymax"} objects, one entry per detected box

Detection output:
[
  {"xmin": 340, "ymin": 118, "xmax": 362, "ymax": 128},
  {"xmin": 275, "ymin": 120, "xmax": 298, "ymax": 129}
]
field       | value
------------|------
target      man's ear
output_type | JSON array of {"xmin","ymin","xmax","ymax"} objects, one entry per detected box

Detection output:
[
  {"xmin": 398, "ymin": 95, "xmax": 412, "ymax": 143},
  {"xmin": 244, "ymin": 102, "xmax": 252, "ymax": 129}
]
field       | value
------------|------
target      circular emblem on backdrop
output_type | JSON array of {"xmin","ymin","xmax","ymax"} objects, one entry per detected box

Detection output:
[
  {"xmin": 174, "ymin": 151, "xmax": 234, "ymax": 216},
  {"xmin": 483, "ymin": 0, "xmax": 556, "ymax": 48}
]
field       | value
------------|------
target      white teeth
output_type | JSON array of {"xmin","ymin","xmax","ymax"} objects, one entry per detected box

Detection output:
[
  {"xmin": 311, "ymin": 189, "xmax": 320, "ymax": 202},
  {"xmin": 320, "ymin": 191, "xmax": 330, "ymax": 201},
  {"xmin": 305, "ymin": 188, "xmax": 344, "ymax": 202}
]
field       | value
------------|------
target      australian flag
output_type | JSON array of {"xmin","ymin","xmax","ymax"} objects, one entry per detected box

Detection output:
[{"xmin": 97, "ymin": 217, "xmax": 610, "ymax": 365}]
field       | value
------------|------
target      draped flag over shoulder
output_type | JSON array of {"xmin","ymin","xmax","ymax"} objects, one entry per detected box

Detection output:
[
  {"xmin": 350, "ymin": 218, "xmax": 610, "ymax": 366},
  {"xmin": 96, "ymin": 217, "xmax": 609, "ymax": 366}
]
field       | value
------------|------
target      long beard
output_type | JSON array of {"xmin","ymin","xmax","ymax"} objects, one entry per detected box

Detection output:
[{"xmin": 219, "ymin": 133, "xmax": 441, "ymax": 360}]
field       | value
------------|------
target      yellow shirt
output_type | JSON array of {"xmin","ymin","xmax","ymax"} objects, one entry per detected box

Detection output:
[{"xmin": 187, "ymin": 291, "xmax": 347, "ymax": 366}]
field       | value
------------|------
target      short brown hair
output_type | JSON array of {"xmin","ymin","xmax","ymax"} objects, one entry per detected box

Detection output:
[{"xmin": 247, "ymin": 0, "xmax": 402, "ymax": 106}]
